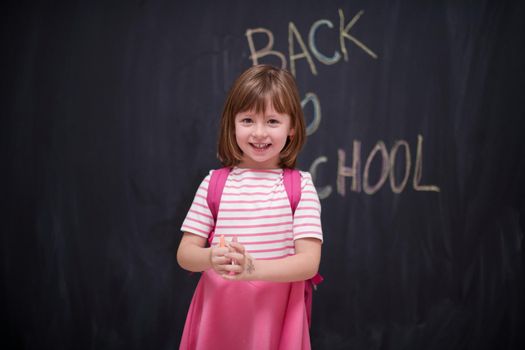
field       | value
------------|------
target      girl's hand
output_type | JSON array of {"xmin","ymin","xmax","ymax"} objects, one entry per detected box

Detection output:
[
  {"xmin": 221, "ymin": 238, "xmax": 256, "ymax": 281},
  {"xmin": 209, "ymin": 245, "xmax": 232, "ymax": 275}
]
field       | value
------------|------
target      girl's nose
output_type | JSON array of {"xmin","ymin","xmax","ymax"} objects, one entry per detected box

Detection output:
[{"xmin": 252, "ymin": 123, "xmax": 267, "ymax": 138}]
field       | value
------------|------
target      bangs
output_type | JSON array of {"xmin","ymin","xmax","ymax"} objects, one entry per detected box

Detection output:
[{"xmin": 233, "ymin": 75, "xmax": 291, "ymax": 116}]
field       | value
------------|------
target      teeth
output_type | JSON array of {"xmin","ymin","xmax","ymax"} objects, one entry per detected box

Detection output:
[{"xmin": 252, "ymin": 143, "xmax": 269, "ymax": 149}]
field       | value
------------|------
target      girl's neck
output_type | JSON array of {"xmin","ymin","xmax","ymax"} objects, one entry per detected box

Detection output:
[
  {"xmin": 237, "ymin": 160, "xmax": 282, "ymax": 170},
  {"xmin": 235, "ymin": 165, "xmax": 283, "ymax": 171}
]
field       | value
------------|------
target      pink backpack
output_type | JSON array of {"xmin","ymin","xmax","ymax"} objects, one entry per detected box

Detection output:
[{"xmin": 206, "ymin": 167, "xmax": 323, "ymax": 327}]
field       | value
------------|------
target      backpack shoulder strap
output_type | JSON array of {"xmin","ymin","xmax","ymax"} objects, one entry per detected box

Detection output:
[
  {"xmin": 284, "ymin": 168, "xmax": 323, "ymax": 328},
  {"xmin": 283, "ymin": 168, "xmax": 301, "ymax": 214},
  {"xmin": 206, "ymin": 167, "xmax": 231, "ymax": 245},
  {"xmin": 284, "ymin": 169, "xmax": 324, "ymax": 278}
]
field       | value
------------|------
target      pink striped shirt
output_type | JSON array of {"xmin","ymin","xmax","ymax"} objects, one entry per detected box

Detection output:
[{"xmin": 181, "ymin": 167, "xmax": 323, "ymax": 260}]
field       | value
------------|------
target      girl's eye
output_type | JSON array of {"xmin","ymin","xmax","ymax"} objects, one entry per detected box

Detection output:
[
  {"xmin": 240, "ymin": 118, "xmax": 253, "ymax": 124},
  {"xmin": 267, "ymin": 119, "xmax": 280, "ymax": 125}
]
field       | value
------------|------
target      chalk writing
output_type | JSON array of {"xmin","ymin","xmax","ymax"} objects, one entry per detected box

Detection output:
[
  {"xmin": 413, "ymin": 135, "xmax": 440, "ymax": 192},
  {"xmin": 389, "ymin": 140, "xmax": 411, "ymax": 193},
  {"xmin": 301, "ymin": 92, "xmax": 321, "ymax": 136},
  {"xmin": 245, "ymin": 28, "xmax": 287, "ymax": 69},
  {"xmin": 244, "ymin": 7, "xmax": 439, "ymax": 198},
  {"xmin": 289, "ymin": 22, "xmax": 318, "ymax": 76},
  {"xmin": 245, "ymin": 8, "xmax": 377, "ymax": 77},
  {"xmin": 338, "ymin": 9, "xmax": 378, "ymax": 61},
  {"xmin": 309, "ymin": 19, "xmax": 341, "ymax": 65},
  {"xmin": 309, "ymin": 156, "xmax": 332, "ymax": 200},
  {"xmin": 336, "ymin": 135, "xmax": 440, "ymax": 196},
  {"xmin": 337, "ymin": 141, "xmax": 362, "ymax": 195},
  {"xmin": 363, "ymin": 141, "xmax": 390, "ymax": 195},
  {"xmin": 310, "ymin": 135, "xmax": 440, "ymax": 198}
]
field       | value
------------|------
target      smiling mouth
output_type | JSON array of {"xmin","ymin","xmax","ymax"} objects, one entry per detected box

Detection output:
[{"xmin": 250, "ymin": 143, "xmax": 271, "ymax": 150}]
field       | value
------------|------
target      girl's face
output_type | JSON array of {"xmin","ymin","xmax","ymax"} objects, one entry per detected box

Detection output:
[{"xmin": 234, "ymin": 102, "xmax": 294, "ymax": 169}]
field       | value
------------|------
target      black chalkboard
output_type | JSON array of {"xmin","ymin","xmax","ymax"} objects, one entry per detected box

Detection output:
[{"xmin": 4, "ymin": 0, "xmax": 525, "ymax": 349}]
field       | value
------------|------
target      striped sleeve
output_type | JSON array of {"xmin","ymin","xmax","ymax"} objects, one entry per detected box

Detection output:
[
  {"xmin": 180, "ymin": 172, "xmax": 214, "ymax": 239},
  {"xmin": 293, "ymin": 171, "xmax": 323, "ymax": 242}
]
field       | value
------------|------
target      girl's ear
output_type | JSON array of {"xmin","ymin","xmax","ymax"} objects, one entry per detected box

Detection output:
[{"xmin": 289, "ymin": 128, "xmax": 295, "ymax": 138}]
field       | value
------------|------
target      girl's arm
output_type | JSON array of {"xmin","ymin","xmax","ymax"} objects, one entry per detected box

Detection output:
[
  {"xmin": 177, "ymin": 232, "xmax": 231, "ymax": 273},
  {"xmin": 222, "ymin": 238, "xmax": 321, "ymax": 282}
]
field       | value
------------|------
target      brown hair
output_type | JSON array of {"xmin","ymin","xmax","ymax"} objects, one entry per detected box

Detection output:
[{"xmin": 217, "ymin": 64, "xmax": 306, "ymax": 169}]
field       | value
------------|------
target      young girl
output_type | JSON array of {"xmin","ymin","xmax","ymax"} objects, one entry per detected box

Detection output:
[{"xmin": 177, "ymin": 64, "xmax": 323, "ymax": 350}]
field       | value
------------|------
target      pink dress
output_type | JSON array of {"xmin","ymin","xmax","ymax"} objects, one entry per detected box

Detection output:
[
  {"xmin": 179, "ymin": 271, "xmax": 310, "ymax": 350},
  {"xmin": 180, "ymin": 168, "xmax": 323, "ymax": 350}
]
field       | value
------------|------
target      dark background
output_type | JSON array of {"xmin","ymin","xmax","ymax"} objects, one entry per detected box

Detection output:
[{"xmin": 3, "ymin": 0, "xmax": 525, "ymax": 349}]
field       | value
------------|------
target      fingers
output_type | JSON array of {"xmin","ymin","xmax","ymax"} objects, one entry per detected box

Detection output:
[
  {"xmin": 228, "ymin": 241, "xmax": 245, "ymax": 254},
  {"xmin": 225, "ymin": 251, "xmax": 245, "ymax": 264},
  {"xmin": 212, "ymin": 246, "xmax": 229, "ymax": 254},
  {"xmin": 211, "ymin": 247, "xmax": 229, "ymax": 260},
  {"xmin": 210, "ymin": 246, "xmax": 231, "ymax": 273},
  {"xmin": 211, "ymin": 237, "xmax": 249, "ymax": 279},
  {"xmin": 222, "ymin": 263, "xmax": 244, "ymax": 275},
  {"xmin": 211, "ymin": 255, "xmax": 231, "ymax": 266}
]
